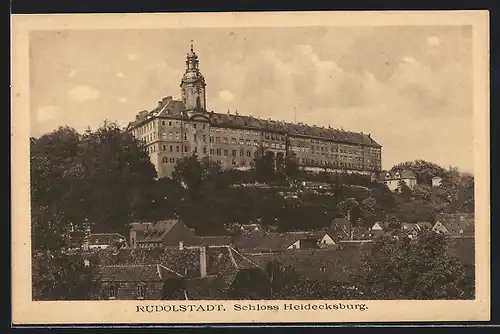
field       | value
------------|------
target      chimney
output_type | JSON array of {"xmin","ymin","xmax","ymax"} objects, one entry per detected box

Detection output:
[
  {"xmin": 179, "ymin": 241, "xmax": 184, "ymax": 250},
  {"xmin": 199, "ymin": 246, "xmax": 207, "ymax": 278}
]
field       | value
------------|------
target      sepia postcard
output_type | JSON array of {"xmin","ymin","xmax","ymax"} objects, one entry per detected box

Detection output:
[{"xmin": 11, "ymin": 11, "xmax": 490, "ymax": 325}]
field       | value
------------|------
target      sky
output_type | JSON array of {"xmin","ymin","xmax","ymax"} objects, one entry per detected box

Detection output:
[{"xmin": 29, "ymin": 25, "xmax": 473, "ymax": 172}]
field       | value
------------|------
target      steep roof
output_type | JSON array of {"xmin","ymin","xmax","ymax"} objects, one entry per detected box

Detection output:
[
  {"xmin": 87, "ymin": 233, "xmax": 126, "ymax": 245},
  {"xmin": 99, "ymin": 264, "xmax": 182, "ymax": 282},
  {"xmin": 252, "ymin": 231, "xmax": 326, "ymax": 251},
  {"xmin": 127, "ymin": 99, "xmax": 381, "ymax": 148},
  {"xmin": 132, "ymin": 220, "xmax": 180, "ymax": 243},
  {"xmin": 199, "ymin": 236, "xmax": 234, "ymax": 246},
  {"xmin": 247, "ymin": 247, "xmax": 367, "ymax": 283},
  {"xmin": 434, "ymin": 214, "xmax": 475, "ymax": 237}
]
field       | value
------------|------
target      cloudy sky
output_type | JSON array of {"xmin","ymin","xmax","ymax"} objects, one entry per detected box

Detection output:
[{"xmin": 30, "ymin": 25, "xmax": 473, "ymax": 172}]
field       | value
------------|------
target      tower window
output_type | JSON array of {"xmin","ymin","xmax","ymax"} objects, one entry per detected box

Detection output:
[
  {"xmin": 232, "ymin": 150, "xmax": 237, "ymax": 156},
  {"xmin": 193, "ymin": 124, "xmax": 197, "ymax": 129},
  {"xmin": 162, "ymin": 145, "xmax": 166, "ymax": 151},
  {"xmin": 162, "ymin": 121, "xmax": 166, "ymax": 126},
  {"xmin": 176, "ymin": 146, "xmax": 180, "ymax": 152},
  {"xmin": 194, "ymin": 134, "xmax": 197, "ymax": 142},
  {"xmin": 203, "ymin": 147, "xmax": 207, "ymax": 154},
  {"xmin": 169, "ymin": 121, "xmax": 172, "ymax": 126},
  {"xmin": 184, "ymin": 146, "xmax": 188, "ymax": 152},
  {"xmin": 203, "ymin": 135, "xmax": 206, "ymax": 143},
  {"xmin": 169, "ymin": 145, "xmax": 173, "ymax": 152},
  {"xmin": 224, "ymin": 150, "xmax": 228, "ymax": 156}
]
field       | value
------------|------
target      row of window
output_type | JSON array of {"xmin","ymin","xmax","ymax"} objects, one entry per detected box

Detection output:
[{"xmin": 103, "ymin": 283, "xmax": 146, "ymax": 300}]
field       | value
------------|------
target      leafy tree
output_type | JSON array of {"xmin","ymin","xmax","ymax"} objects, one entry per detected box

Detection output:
[
  {"xmin": 32, "ymin": 251, "xmax": 101, "ymax": 300},
  {"xmin": 412, "ymin": 184, "xmax": 432, "ymax": 202},
  {"xmin": 396, "ymin": 199, "xmax": 436, "ymax": 223},
  {"xmin": 397, "ymin": 180, "xmax": 413, "ymax": 201},
  {"xmin": 30, "ymin": 122, "xmax": 158, "ymax": 244},
  {"xmin": 284, "ymin": 152, "xmax": 300, "ymax": 180},
  {"xmin": 356, "ymin": 230, "xmax": 469, "ymax": 299},
  {"xmin": 337, "ymin": 198, "xmax": 360, "ymax": 223},
  {"xmin": 252, "ymin": 147, "xmax": 275, "ymax": 181},
  {"xmin": 359, "ymin": 197, "xmax": 380, "ymax": 227},
  {"xmin": 172, "ymin": 155, "xmax": 222, "ymax": 195}
]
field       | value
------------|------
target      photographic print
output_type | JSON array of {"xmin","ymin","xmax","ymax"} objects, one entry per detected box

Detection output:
[{"xmin": 11, "ymin": 11, "xmax": 490, "ymax": 324}]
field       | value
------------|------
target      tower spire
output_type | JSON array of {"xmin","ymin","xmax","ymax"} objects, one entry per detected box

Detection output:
[{"xmin": 190, "ymin": 39, "xmax": 194, "ymax": 52}]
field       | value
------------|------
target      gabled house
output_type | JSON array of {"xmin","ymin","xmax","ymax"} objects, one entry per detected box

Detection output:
[
  {"xmin": 84, "ymin": 233, "xmax": 127, "ymax": 250},
  {"xmin": 129, "ymin": 219, "xmax": 200, "ymax": 249},
  {"xmin": 401, "ymin": 222, "xmax": 432, "ymax": 239},
  {"xmin": 432, "ymin": 213, "xmax": 475, "ymax": 237},
  {"xmin": 432, "ymin": 176, "xmax": 443, "ymax": 187},
  {"xmin": 247, "ymin": 245, "xmax": 370, "ymax": 285},
  {"xmin": 184, "ymin": 246, "xmax": 270, "ymax": 300},
  {"xmin": 369, "ymin": 221, "xmax": 388, "ymax": 237},
  {"xmin": 379, "ymin": 170, "xmax": 417, "ymax": 192},
  {"xmin": 250, "ymin": 231, "xmax": 336, "ymax": 253},
  {"xmin": 99, "ymin": 264, "xmax": 185, "ymax": 300}
]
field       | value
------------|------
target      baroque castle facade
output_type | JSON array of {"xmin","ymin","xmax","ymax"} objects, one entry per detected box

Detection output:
[{"xmin": 127, "ymin": 44, "xmax": 382, "ymax": 179}]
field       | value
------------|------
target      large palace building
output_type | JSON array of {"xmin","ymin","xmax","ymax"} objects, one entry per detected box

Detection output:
[{"xmin": 126, "ymin": 44, "xmax": 382, "ymax": 179}]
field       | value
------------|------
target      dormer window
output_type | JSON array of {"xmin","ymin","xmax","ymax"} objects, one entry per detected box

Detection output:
[
  {"xmin": 385, "ymin": 173, "xmax": 390, "ymax": 179},
  {"xmin": 395, "ymin": 172, "xmax": 400, "ymax": 178}
]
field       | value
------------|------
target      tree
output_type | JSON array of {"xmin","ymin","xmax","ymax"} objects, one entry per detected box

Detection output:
[
  {"xmin": 397, "ymin": 199, "xmax": 435, "ymax": 223},
  {"xmin": 30, "ymin": 121, "xmax": 158, "ymax": 244},
  {"xmin": 252, "ymin": 147, "xmax": 275, "ymax": 181},
  {"xmin": 355, "ymin": 230, "xmax": 470, "ymax": 299},
  {"xmin": 359, "ymin": 197, "xmax": 380, "ymax": 227},
  {"xmin": 412, "ymin": 184, "xmax": 432, "ymax": 202},
  {"xmin": 397, "ymin": 180, "xmax": 413, "ymax": 201},
  {"xmin": 32, "ymin": 251, "xmax": 101, "ymax": 300},
  {"xmin": 337, "ymin": 198, "xmax": 360, "ymax": 224},
  {"xmin": 171, "ymin": 155, "xmax": 222, "ymax": 195},
  {"xmin": 284, "ymin": 152, "xmax": 300, "ymax": 180}
]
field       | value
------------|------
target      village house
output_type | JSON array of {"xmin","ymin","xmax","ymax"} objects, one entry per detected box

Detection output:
[
  {"xmin": 99, "ymin": 264, "xmax": 186, "ymax": 300},
  {"xmin": 244, "ymin": 231, "xmax": 336, "ymax": 253},
  {"xmin": 379, "ymin": 170, "xmax": 417, "ymax": 192},
  {"xmin": 246, "ymin": 243, "xmax": 372, "ymax": 288},
  {"xmin": 369, "ymin": 221, "xmax": 389, "ymax": 238},
  {"xmin": 129, "ymin": 219, "xmax": 200, "ymax": 249},
  {"xmin": 83, "ymin": 233, "xmax": 128, "ymax": 250},
  {"xmin": 95, "ymin": 243, "xmax": 270, "ymax": 300},
  {"xmin": 401, "ymin": 222, "xmax": 433, "ymax": 239},
  {"xmin": 432, "ymin": 213, "xmax": 475, "ymax": 237},
  {"xmin": 432, "ymin": 176, "xmax": 443, "ymax": 187}
]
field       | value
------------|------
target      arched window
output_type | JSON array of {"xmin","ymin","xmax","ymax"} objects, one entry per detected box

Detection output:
[
  {"xmin": 137, "ymin": 283, "xmax": 146, "ymax": 299},
  {"xmin": 106, "ymin": 283, "xmax": 117, "ymax": 300},
  {"xmin": 196, "ymin": 96, "xmax": 201, "ymax": 109}
]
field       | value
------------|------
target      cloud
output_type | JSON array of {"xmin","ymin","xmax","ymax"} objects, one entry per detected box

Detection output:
[
  {"xmin": 36, "ymin": 105, "xmax": 60, "ymax": 123},
  {"xmin": 402, "ymin": 56, "xmax": 418, "ymax": 64},
  {"xmin": 116, "ymin": 72, "xmax": 125, "ymax": 78},
  {"xmin": 68, "ymin": 69, "xmax": 77, "ymax": 78},
  {"xmin": 127, "ymin": 54, "xmax": 139, "ymax": 61},
  {"xmin": 118, "ymin": 97, "xmax": 128, "ymax": 103},
  {"xmin": 219, "ymin": 90, "xmax": 234, "ymax": 102},
  {"xmin": 427, "ymin": 36, "xmax": 441, "ymax": 46},
  {"xmin": 67, "ymin": 85, "xmax": 100, "ymax": 103}
]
